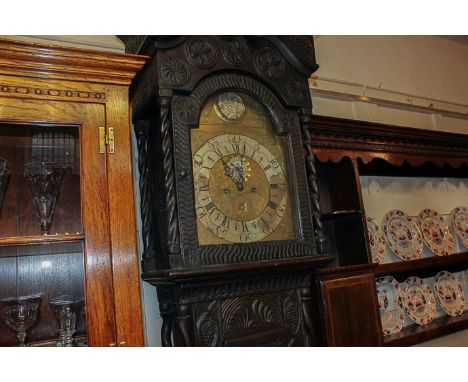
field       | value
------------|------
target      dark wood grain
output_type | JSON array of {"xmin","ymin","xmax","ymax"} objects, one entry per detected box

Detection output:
[{"xmin": 316, "ymin": 265, "xmax": 382, "ymax": 346}]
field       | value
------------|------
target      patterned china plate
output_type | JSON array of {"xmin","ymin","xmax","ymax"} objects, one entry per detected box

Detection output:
[
  {"xmin": 450, "ymin": 206, "xmax": 468, "ymax": 249},
  {"xmin": 435, "ymin": 271, "xmax": 465, "ymax": 316},
  {"xmin": 366, "ymin": 215, "xmax": 386, "ymax": 264},
  {"xmin": 401, "ymin": 276, "xmax": 436, "ymax": 325},
  {"xmin": 382, "ymin": 209, "xmax": 423, "ymax": 261},
  {"xmin": 417, "ymin": 208, "xmax": 454, "ymax": 256},
  {"xmin": 375, "ymin": 276, "xmax": 405, "ymax": 336}
]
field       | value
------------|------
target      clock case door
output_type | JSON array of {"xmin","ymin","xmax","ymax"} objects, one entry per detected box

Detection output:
[
  {"xmin": 172, "ymin": 75, "xmax": 315, "ymax": 267},
  {"xmin": 129, "ymin": 36, "xmax": 328, "ymax": 272}
]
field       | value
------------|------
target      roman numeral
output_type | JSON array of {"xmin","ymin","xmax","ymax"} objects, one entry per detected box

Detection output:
[
  {"xmin": 242, "ymin": 221, "xmax": 249, "ymax": 232},
  {"xmin": 270, "ymin": 183, "xmax": 286, "ymax": 189},
  {"xmin": 199, "ymin": 185, "xmax": 209, "ymax": 192},
  {"xmin": 205, "ymin": 201, "xmax": 215, "ymax": 213},
  {"xmin": 221, "ymin": 216, "xmax": 230, "ymax": 228},
  {"xmin": 263, "ymin": 164, "xmax": 271, "ymax": 171}
]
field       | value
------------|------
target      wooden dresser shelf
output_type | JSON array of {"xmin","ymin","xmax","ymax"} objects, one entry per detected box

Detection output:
[
  {"xmin": 375, "ymin": 252, "xmax": 468, "ymax": 277},
  {"xmin": 322, "ymin": 210, "xmax": 362, "ymax": 221},
  {"xmin": 384, "ymin": 311, "xmax": 468, "ymax": 347}
]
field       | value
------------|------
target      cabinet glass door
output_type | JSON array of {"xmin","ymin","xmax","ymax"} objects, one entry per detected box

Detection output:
[{"xmin": 0, "ymin": 121, "xmax": 95, "ymax": 346}]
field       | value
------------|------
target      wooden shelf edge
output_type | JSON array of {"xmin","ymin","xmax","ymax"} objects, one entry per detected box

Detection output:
[
  {"xmin": 384, "ymin": 311, "xmax": 468, "ymax": 347},
  {"xmin": 28, "ymin": 334, "xmax": 87, "ymax": 347},
  {"xmin": 322, "ymin": 210, "xmax": 362, "ymax": 221},
  {"xmin": 0, "ymin": 234, "xmax": 85, "ymax": 247},
  {"xmin": 375, "ymin": 252, "xmax": 468, "ymax": 276}
]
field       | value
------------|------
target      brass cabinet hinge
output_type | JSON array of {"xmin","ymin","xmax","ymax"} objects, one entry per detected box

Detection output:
[{"xmin": 99, "ymin": 126, "xmax": 115, "ymax": 154}]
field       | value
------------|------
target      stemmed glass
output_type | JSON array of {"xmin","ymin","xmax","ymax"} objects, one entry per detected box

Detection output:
[
  {"xmin": 23, "ymin": 161, "xmax": 66, "ymax": 235},
  {"xmin": 0, "ymin": 293, "xmax": 42, "ymax": 346},
  {"xmin": 49, "ymin": 295, "xmax": 84, "ymax": 347},
  {"xmin": 0, "ymin": 157, "xmax": 10, "ymax": 212}
]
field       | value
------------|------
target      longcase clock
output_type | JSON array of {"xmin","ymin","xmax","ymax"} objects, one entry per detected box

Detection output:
[{"xmin": 123, "ymin": 35, "xmax": 331, "ymax": 346}]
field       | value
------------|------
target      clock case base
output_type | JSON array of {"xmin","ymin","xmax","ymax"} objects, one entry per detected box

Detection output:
[{"xmin": 143, "ymin": 255, "xmax": 333, "ymax": 346}]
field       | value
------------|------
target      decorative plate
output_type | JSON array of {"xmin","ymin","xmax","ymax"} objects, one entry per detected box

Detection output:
[
  {"xmin": 401, "ymin": 276, "xmax": 436, "ymax": 325},
  {"xmin": 417, "ymin": 208, "xmax": 454, "ymax": 256},
  {"xmin": 382, "ymin": 209, "xmax": 423, "ymax": 261},
  {"xmin": 434, "ymin": 271, "xmax": 465, "ymax": 316},
  {"xmin": 375, "ymin": 276, "xmax": 405, "ymax": 336},
  {"xmin": 366, "ymin": 215, "xmax": 386, "ymax": 264},
  {"xmin": 450, "ymin": 206, "xmax": 468, "ymax": 249}
]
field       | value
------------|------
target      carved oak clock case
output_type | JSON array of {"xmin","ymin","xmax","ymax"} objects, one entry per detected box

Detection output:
[{"xmin": 124, "ymin": 36, "xmax": 331, "ymax": 346}]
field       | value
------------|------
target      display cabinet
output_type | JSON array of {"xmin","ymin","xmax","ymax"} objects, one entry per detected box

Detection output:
[
  {"xmin": 0, "ymin": 39, "xmax": 147, "ymax": 346},
  {"xmin": 311, "ymin": 115, "xmax": 468, "ymax": 346}
]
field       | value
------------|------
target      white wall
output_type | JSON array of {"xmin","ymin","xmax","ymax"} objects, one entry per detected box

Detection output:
[
  {"xmin": 311, "ymin": 36, "xmax": 468, "ymax": 133},
  {"xmin": 313, "ymin": 36, "xmax": 468, "ymax": 346}
]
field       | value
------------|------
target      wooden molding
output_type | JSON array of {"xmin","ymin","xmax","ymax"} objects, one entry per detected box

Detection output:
[
  {"xmin": 0, "ymin": 38, "xmax": 148, "ymax": 85},
  {"xmin": 310, "ymin": 115, "xmax": 468, "ymax": 167}
]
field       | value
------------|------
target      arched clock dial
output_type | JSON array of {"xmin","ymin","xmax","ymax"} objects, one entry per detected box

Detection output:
[{"xmin": 193, "ymin": 133, "xmax": 288, "ymax": 243}]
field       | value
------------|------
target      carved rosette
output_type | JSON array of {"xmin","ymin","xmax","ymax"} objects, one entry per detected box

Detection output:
[
  {"xmin": 160, "ymin": 58, "xmax": 191, "ymax": 86},
  {"xmin": 186, "ymin": 38, "xmax": 217, "ymax": 69},
  {"xmin": 255, "ymin": 49, "xmax": 286, "ymax": 79},
  {"xmin": 289, "ymin": 36, "xmax": 315, "ymax": 58},
  {"xmin": 173, "ymin": 96, "xmax": 199, "ymax": 123},
  {"xmin": 287, "ymin": 78, "xmax": 309, "ymax": 104},
  {"xmin": 221, "ymin": 38, "xmax": 251, "ymax": 66}
]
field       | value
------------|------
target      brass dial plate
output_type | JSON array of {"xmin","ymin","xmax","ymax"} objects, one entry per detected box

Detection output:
[
  {"xmin": 191, "ymin": 91, "xmax": 296, "ymax": 245},
  {"xmin": 193, "ymin": 134, "xmax": 288, "ymax": 243}
]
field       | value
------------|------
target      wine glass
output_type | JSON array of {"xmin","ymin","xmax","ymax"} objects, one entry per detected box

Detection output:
[
  {"xmin": 0, "ymin": 293, "xmax": 42, "ymax": 346},
  {"xmin": 0, "ymin": 157, "xmax": 10, "ymax": 212},
  {"xmin": 23, "ymin": 161, "xmax": 66, "ymax": 235},
  {"xmin": 49, "ymin": 295, "xmax": 84, "ymax": 347}
]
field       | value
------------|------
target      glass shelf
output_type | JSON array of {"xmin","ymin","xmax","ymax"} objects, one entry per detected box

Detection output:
[{"xmin": 0, "ymin": 241, "xmax": 86, "ymax": 347}]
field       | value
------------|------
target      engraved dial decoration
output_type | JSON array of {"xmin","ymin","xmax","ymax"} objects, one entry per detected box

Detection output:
[
  {"xmin": 214, "ymin": 93, "xmax": 246, "ymax": 123},
  {"xmin": 193, "ymin": 133, "xmax": 288, "ymax": 243}
]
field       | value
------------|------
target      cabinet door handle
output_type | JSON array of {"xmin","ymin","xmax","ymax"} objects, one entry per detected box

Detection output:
[
  {"xmin": 119, "ymin": 341, "xmax": 127, "ymax": 347},
  {"xmin": 109, "ymin": 342, "xmax": 116, "ymax": 347}
]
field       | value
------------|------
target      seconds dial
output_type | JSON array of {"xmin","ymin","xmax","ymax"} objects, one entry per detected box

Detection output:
[{"xmin": 193, "ymin": 133, "xmax": 288, "ymax": 243}]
